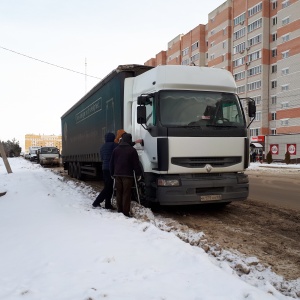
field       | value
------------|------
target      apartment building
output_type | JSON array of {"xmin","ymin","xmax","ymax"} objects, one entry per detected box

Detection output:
[
  {"xmin": 25, "ymin": 134, "xmax": 62, "ymax": 153},
  {"xmin": 144, "ymin": 0, "xmax": 300, "ymax": 160}
]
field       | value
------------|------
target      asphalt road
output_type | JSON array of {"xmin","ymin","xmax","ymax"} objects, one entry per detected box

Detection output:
[{"xmin": 246, "ymin": 169, "xmax": 300, "ymax": 211}]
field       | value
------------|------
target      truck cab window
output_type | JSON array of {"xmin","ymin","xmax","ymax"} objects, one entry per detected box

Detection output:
[
  {"xmin": 145, "ymin": 97, "xmax": 155, "ymax": 126},
  {"xmin": 159, "ymin": 91, "xmax": 245, "ymax": 128}
]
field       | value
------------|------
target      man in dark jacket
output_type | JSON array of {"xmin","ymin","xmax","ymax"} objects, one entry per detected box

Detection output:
[
  {"xmin": 110, "ymin": 133, "xmax": 142, "ymax": 217},
  {"xmin": 92, "ymin": 132, "xmax": 117, "ymax": 209}
]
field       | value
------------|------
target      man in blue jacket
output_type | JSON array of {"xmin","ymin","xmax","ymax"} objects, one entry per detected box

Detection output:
[
  {"xmin": 110, "ymin": 133, "xmax": 142, "ymax": 217},
  {"xmin": 92, "ymin": 132, "xmax": 117, "ymax": 209}
]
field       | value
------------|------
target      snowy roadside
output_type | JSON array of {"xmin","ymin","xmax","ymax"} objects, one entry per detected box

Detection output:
[{"xmin": 0, "ymin": 158, "xmax": 299, "ymax": 299}]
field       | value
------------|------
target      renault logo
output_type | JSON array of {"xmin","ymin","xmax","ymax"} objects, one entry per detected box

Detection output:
[{"xmin": 205, "ymin": 164, "xmax": 213, "ymax": 173}]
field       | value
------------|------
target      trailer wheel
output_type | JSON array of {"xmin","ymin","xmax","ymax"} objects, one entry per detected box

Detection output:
[
  {"xmin": 76, "ymin": 163, "xmax": 82, "ymax": 180},
  {"xmin": 69, "ymin": 163, "xmax": 74, "ymax": 178},
  {"xmin": 72, "ymin": 162, "xmax": 78, "ymax": 179}
]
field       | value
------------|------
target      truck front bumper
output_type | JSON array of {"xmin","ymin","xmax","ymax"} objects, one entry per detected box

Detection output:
[{"xmin": 156, "ymin": 173, "xmax": 248, "ymax": 205}]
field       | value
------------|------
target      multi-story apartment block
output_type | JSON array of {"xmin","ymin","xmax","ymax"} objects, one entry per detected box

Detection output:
[
  {"xmin": 25, "ymin": 134, "xmax": 62, "ymax": 153},
  {"xmin": 144, "ymin": 0, "xmax": 300, "ymax": 161}
]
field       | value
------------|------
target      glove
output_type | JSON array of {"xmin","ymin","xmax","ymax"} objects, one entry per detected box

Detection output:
[{"xmin": 137, "ymin": 176, "xmax": 141, "ymax": 181}]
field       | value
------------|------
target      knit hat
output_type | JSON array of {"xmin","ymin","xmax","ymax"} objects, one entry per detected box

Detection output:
[
  {"xmin": 122, "ymin": 133, "xmax": 132, "ymax": 144},
  {"xmin": 114, "ymin": 129, "xmax": 126, "ymax": 144}
]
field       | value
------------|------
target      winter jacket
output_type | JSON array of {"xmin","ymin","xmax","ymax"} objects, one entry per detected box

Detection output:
[
  {"xmin": 100, "ymin": 132, "xmax": 118, "ymax": 170},
  {"xmin": 110, "ymin": 134, "xmax": 142, "ymax": 178}
]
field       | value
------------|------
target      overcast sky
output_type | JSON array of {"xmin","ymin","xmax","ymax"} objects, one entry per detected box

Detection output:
[{"xmin": 0, "ymin": 0, "xmax": 225, "ymax": 151}]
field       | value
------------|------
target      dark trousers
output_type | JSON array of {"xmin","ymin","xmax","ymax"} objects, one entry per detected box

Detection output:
[
  {"xmin": 93, "ymin": 169, "xmax": 114, "ymax": 207},
  {"xmin": 115, "ymin": 176, "xmax": 134, "ymax": 216}
]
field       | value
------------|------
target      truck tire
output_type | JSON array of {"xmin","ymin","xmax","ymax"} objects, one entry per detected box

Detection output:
[
  {"xmin": 69, "ymin": 163, "xmax": 74, "ymax": 178},
  {"xmin": 72, "ymin": 162, "xmax": 78, "ymax": 179},
  {"xmin": 76, "ymin": 162, "xmax": 82, "ymax": 180}
]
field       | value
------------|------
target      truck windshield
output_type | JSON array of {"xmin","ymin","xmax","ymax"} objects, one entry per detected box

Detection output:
[
  {"xmin": 40, "ymin": 147, "xmax": 59, "ymax": 154},
  {"xmin": 159, "ymin": 91, "xmax": 245, "ymax": 128}
]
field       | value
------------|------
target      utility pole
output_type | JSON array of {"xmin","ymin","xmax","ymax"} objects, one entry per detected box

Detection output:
[{"xmin": 0, "ymin": 141, "xmax": 12, "ymax": 174}]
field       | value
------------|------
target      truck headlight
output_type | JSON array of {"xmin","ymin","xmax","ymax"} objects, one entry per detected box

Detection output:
[{"xmin": 157, "ymin": 179, "xmax": 180, "ymax": 186}]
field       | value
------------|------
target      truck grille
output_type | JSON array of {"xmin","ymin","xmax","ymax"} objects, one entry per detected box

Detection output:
[{"xmin": 171, "ymin": 156, "xmax": 241, "ymax": 168}]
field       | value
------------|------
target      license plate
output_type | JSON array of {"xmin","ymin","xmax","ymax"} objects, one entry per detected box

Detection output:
[{"xmin": 200, "ymin": 195, "xmax": 222, "ymax": 201}]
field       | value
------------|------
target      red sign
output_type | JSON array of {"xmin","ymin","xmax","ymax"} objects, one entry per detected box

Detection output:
[
  {"xmin": 287, "ymin": 144, "xmax": 296, "ymax": 155},
  {"xmin": 251, "ymin": 135, "xmax": 265, "ymax": 142},
  {"xmin": 270, "ymin": 144, "xmax": 279, "ymax": 155}
]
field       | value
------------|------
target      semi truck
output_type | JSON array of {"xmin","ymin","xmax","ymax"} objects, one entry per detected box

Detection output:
[{"xmin": 61, "ymin": 64, "xmax": 256, "ymax": 207}]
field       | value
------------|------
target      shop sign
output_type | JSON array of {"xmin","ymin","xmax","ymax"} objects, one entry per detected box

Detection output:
[
  {"xmin": 270, "ymin": 144, "xmax": 279, "ymax": 155},
  {"xmin": 287, "ymin": 144, "xmax": 296, "ymax": 155},
  {"xmin": 251, "ymin": 135, "xmax": 265, "ymax": 142}
]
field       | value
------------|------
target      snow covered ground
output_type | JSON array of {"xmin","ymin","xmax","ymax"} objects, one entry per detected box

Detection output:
[{"xmin": 0, "ymin": 158, "xmax": 299, "ymax": 300}]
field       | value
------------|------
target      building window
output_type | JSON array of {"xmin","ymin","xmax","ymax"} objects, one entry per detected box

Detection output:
[
  {"xmin": 191, "ymin": 41, "xmax": 199, "ymax": 51},
  {"xmin": 272, "ymin": 1, "xmax": 277, "ymax": 9},
  {"xmin": 252, "ymin": 95, "xmax": 262, "ymax": 105},
  {"xmin": 282, "ymin": 0, "xmax": 290, "ymax": 8},
  {"xmin": 271, "ymin": 112, "xmax": 276, "ymax": 120},
  {"xmin": 247, "ymin": 80, "xmax": 261, "ymax": 91},
  {"xmin": 272, "ymin": 49, "xmax": 277, "ymax": 57},
  {"xmin": 234, "ymin": 13, "xmax": 246, "ymax": 26},
  {"xmin": 282, "ymin": 51, "xmax": 289, "ymax": 59},
  {"xmin": 282, "ymin": 17, "xmax": 290, "ymax": 25},
  {"xmin": 281, "ymin": 102, "xmax": 289, "ymax": 108},
  {"xmin": 211, "ymin": 30, "xmax": 215, "ymax": 36},
  {"xmin": 282, "ymin": 34, "xmax": 290, "ymax": 42},
  {"xmin": 237, "ymin": 85, "xmax": 246, "ymax": 94},
  {"xmin": 181, "ymin": 58, "xmax": 190, "ymax": 65},
  {"xmin": 248, "ymin": 34, "xmax": 262, "ymax": 47},
  {"xmin": 210, "ymin": 41, "xmax": 215, "ymax": 47},
  {"xmin": 271, "ymin": 128, "xmax": 277, "ymax": 135},
  {"xmin": 182, "ymin": 47, "xmax": 189, "ymax": 56},
  {"xmin": 271, "ymin": 95, "xmax": 277, "ymax": 104},
  {"xmin": 272, "ymin": 16, "xmax": 277, "ymax": 25},
  {"xmin": 255, "ymin": 111, "xmax": 262, "ymax": 121},
  {"xmin": 248, "ymin": 50, "xmax": 261, "ymax": 62},
  {"xmin": 282, "ymin": 67, "xmax": 289, "ymax": 75},
  {"xmin": 190, "ymin": 53, "xmax": 200, "ymax": 62},
  {"xmin": 281, "ymin": 119, "xmax": 289, "ymax": 126},
  {"xmin": 234, "ymin": 71, "xmax": 245, "ymax": 81},
  {"xmin": 233, "ymin": 27, "xmax": 246, "ymax": 40},
  {"xmin": 234, "ymin": 42, "xmax": 246, "ymax": 54},
  {"xmin": 271, "ymin": 80, "xmax": 277, "ymax": 89},
  {"xmin": 250, "ymin": 128, "xmax": 260, "ymax": 136},
  {"xmin": 247, "ymin": 65, "xmax": 262, "ymax": 77},
  {"xmin": 222, "ymin": 41, "xmax": 227, "ymax": 48},
  {"xmin": 271, "ymin": 64, "xmax": 277, "ymax": 73},
  {"xmin": 206, "ymin": 52, "xmax": 208, "ymax": 59},
  {"xmin": 233, "ymin": 57, "xmax": 245, "ymax": 67},
  {"xmin": 281, "ymin": 85, "xmax": 289, "ymax": 91},
  {"xmin": 248, "ymin": 2, "xmax": 262, "ymax": 17},
  {"xmin": 272, "ymin": 33, "xmax": 277, "ymax": 41},
  {"xmin": 210, "ymin": 53, "xmax": 215, "ymax": 60},
  {"xmin": 248, "ymin": 18, "xmax": 262, "ymax": 33},
  {"xmin": 223, "ymin": 28, "xmax": 227, "ymax": 35}
]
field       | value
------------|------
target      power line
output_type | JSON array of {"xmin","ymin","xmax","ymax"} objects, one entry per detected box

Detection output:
[{"xmin": 0, "ymin": 45, "xmax": 101, "ymax": 80}]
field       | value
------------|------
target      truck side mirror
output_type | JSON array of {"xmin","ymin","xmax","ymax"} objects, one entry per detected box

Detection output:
[
  {"xmin": 137, "ymin": 106, "xmax": 146, "ymax": 124},
  {"xmin": 248, "ymin": 99, "xmax": 256, "ymax": 118},
  {"xmin": 137, "ymin": 95, "xmax": 148, "ymax": 105}
]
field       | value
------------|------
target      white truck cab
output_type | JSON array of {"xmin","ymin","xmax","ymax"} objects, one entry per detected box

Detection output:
[{"xmin": 37, "ymin": 147, "xmax": 60, "ymax": 167}]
